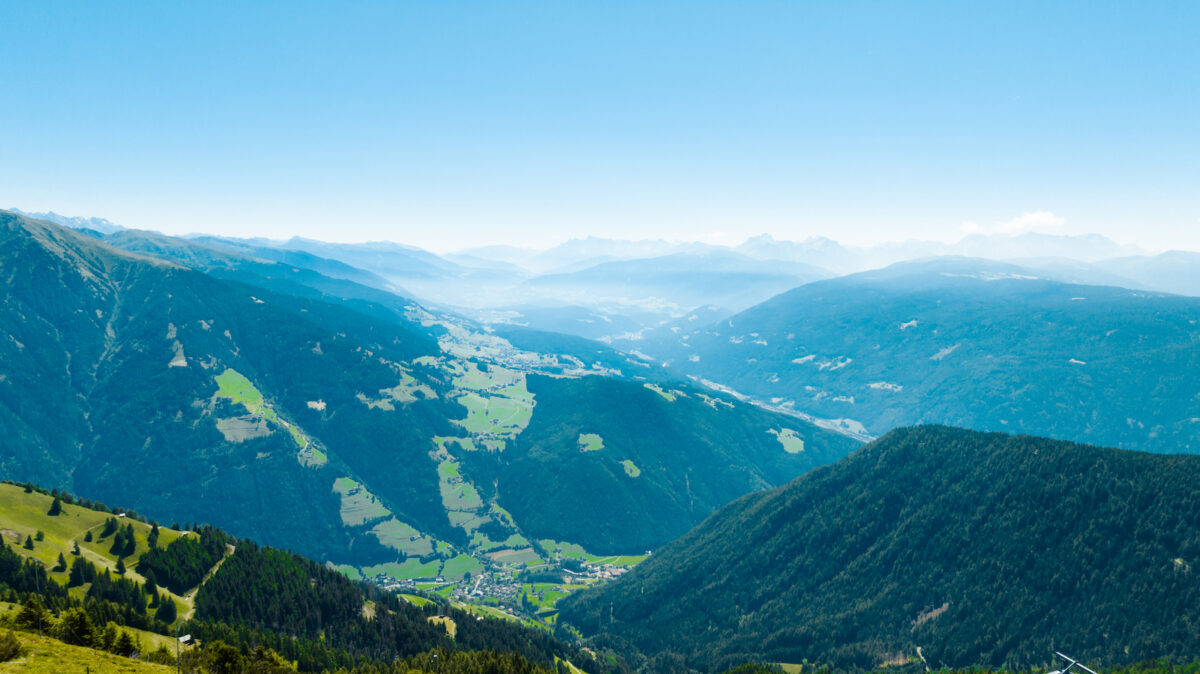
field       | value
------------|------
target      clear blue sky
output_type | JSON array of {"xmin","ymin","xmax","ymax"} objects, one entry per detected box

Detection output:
[{"xmin": 1, "ymin": 1, "xmax": 1196, "ymax": 251}]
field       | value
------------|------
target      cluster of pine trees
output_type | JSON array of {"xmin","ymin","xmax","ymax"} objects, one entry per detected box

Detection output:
[
  {"xmin": 138, "ymin": 525, "xmax": 229, "ymax": 594},
  {"xmin": 101, "ymin": 517, "xmax": 138, "ymax": 557}
]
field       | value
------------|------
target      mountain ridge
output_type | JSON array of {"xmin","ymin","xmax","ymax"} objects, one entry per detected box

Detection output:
[{"xmin": 561, "ymin": 425, "xmax": 1200, "ymax": 671}]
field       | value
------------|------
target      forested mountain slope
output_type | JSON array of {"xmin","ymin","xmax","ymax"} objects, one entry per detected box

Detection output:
[
  {"xmin": 0, "ymin": 482, "xmax": 614, "ymax": 673},
  {"xmin": 0, "ymin": 210, "xmax": 858, "ymax": 591},
  {"xmin": 561, "ymin": 426, "xmax": 1200, "ymax": 671},
  {"xmin": 639, "ymin": 258, "xmax": 1200, "ymax": 452}
]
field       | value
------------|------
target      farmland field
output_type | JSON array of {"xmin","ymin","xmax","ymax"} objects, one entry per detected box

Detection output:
[
  {"xmin": 453, "ymin": 392, "xmax": 534, "ymax": 435},
  {"xmin": 370, "ymin": 518, "xmax": 435, "ymax": 556},
  {"xmin": 362, "ymin": 558, "xmax": 440, "ymax": 580},
  {"xmin": 442, "ymin": 553, "xmax": 484, "ymax": 579},
  {"xmin": 332, "ymin": 477, "xmax": 390, "ymax": 526}
]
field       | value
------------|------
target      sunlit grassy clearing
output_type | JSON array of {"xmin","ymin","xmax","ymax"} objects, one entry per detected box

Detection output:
[
  {"xmin": 0, "ymin": 630, "xmax": 173, "ymax": 673},
  {"xmin": 362, "ymin": 558, "xmax": 440, "ymax": 580},
  {"xmin": 450, "ymin": 361, "xmax": 522, "ymax": 391},
  {"xmin": 0, "ymin": 484, "xmax": 190, "ymax": 608},
  {"xmin": 577, "ymin": 433, "xmax": 604, "ymax": 451},
  {"xmin": 332, "ymin": 477, "xmax": 390, "ymax": 526},
  {"xmin": 357, "ymin": 371, "xmax": 436, "ymax": 410},
  {"xmin": 486, "ymin": 548, "xmax": 542, "ymax": 566},
  {"xmin": 400, "ymin": 593, "xmax": 431, "ymax": 607},
  {"xmin": 438, "ymin": 462, "xmax": 483, "ymax": 511},
  {"xmin": 428, "ymin": 615, "xmax": 457, "ymax": 637},
  {"xmin": 434, "ymin": 436, "xmax": 477, "ymax": 452},
  {"xmin": 370, "ymin": 518, "xmax": 435, "ymax": 556},
  {"xmin": 768, "ymin": 428, "xmax": 806, "ymax": 454},
  {"xmin": 452, "ymin": 393, "xmax": 533, "ymax": 435},
  {"xmin": 332, "ymin": 564, "xmax": 363, "ymax": 581},
  {"xmin": 442, "ymin": 553, "xmax": 483, "ymax": 580},
  {"xmin": 437, "ymin": 461, "xmax": 461, "ymax": 480},
  {"xmin": 448, "ymin": 511, "xmax": 484, "ymax": 528},
  {"xmin": 214, "ymin": 368, "xmax": 265, "ymax": 412},
  {"xmin": 539, "ymin": 539, "xmax": 647, "ymax": 566},
  {"xmin": 215, "ymin": 368, "xmax": 316, "ymax": 458},
  {"xmin": 643, "ymin": 383, "xmax": 676, "ymax": 402}
]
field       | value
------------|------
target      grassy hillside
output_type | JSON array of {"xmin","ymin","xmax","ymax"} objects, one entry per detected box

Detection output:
[
  {"xmin": 0, "ymin": 629, "xmax": 172, "ymax": 673},
  {"xmin": 0, "ymin": 483, "xmax": 191, "ymax": 610},
  {"xmin": 561, "ymin": 426, "xmax": 1200, "ymax": 671},
  {"xmin": 0, "ymin": 482, "xmax": 623, "ymax": 673}
]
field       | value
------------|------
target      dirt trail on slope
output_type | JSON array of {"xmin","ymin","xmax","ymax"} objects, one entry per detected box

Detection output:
[{"xmin": 181, "ymin": 543, "xmax": 235, "ymax": 621}]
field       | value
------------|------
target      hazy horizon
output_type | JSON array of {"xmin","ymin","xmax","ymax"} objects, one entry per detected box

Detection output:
[{"xmin": 6, "ymin": 205, "xmax": 1175, "ymax": 260}]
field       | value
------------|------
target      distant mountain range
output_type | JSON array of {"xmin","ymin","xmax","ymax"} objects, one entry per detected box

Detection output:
[
  {"xmin": 631, "ymin": 256, "xmax": 1200, "ymax": 453},
  {"xmin": 561, "ymin": 425, "xmax": 1200, "ymax": 671},
  {"xmin": 9, "ymin": 207, "xmax": 125, "ymax": 235}
]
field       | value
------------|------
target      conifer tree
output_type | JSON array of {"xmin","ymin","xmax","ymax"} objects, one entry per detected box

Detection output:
[
  {"xmin": 47, "ymin": 496, "xmax": 62, "ymax": 516},
  {"xmin": 34, "ymin": 530, "xmax": 44, "ymax": 541},
  {"xmin": 98, "ymin": 622, "xmax": 117, "ymax": 652},
  {"xmin": 53, "ymin": 552, "xmax": 67, "ymax": 572},
  {"xmin": 22, "ymin": 535, "xmax": 33, "ymax": 550},
  {"xmin": 112, "ymin": 630, "xmax": 137, "ymax": 656},
  {"xmin": 15, "ymin": 598, "xmax": 46, "ymax": 631},
  {"xmin": 85, "ymin": 530, "xmax": 94, "ymax": 542},
  {"xmin": 68, "ymin": 557, "xmax": 88, "ymax": 587},
  {"xmin": 116, "ymin": 557, "xmax": 126, "ymax": 575},
  {"xmin": 56, "ymin": 607, "xmax": 94, "ymax": 646},
  {"xmin": 72, "ymin": 540, "xmax": 81, "ymax": 555},
  {"xmin": 155, "ymin": 597, "xmax": 177, "ymax": 624}
]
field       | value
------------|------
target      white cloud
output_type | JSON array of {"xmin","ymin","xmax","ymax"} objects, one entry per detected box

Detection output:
[
  {"xmin": 997, "ymin": 210, "xmax": 1066, "ymax": 234},
  {"xmin": 960, "ymin": 210, "xmax": 1066, "ymax": 236}
]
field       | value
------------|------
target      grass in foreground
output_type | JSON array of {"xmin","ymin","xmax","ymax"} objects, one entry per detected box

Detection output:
[{"xmin": 0, "ymin": 630, "xmax": 172, "ymax": 673}]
